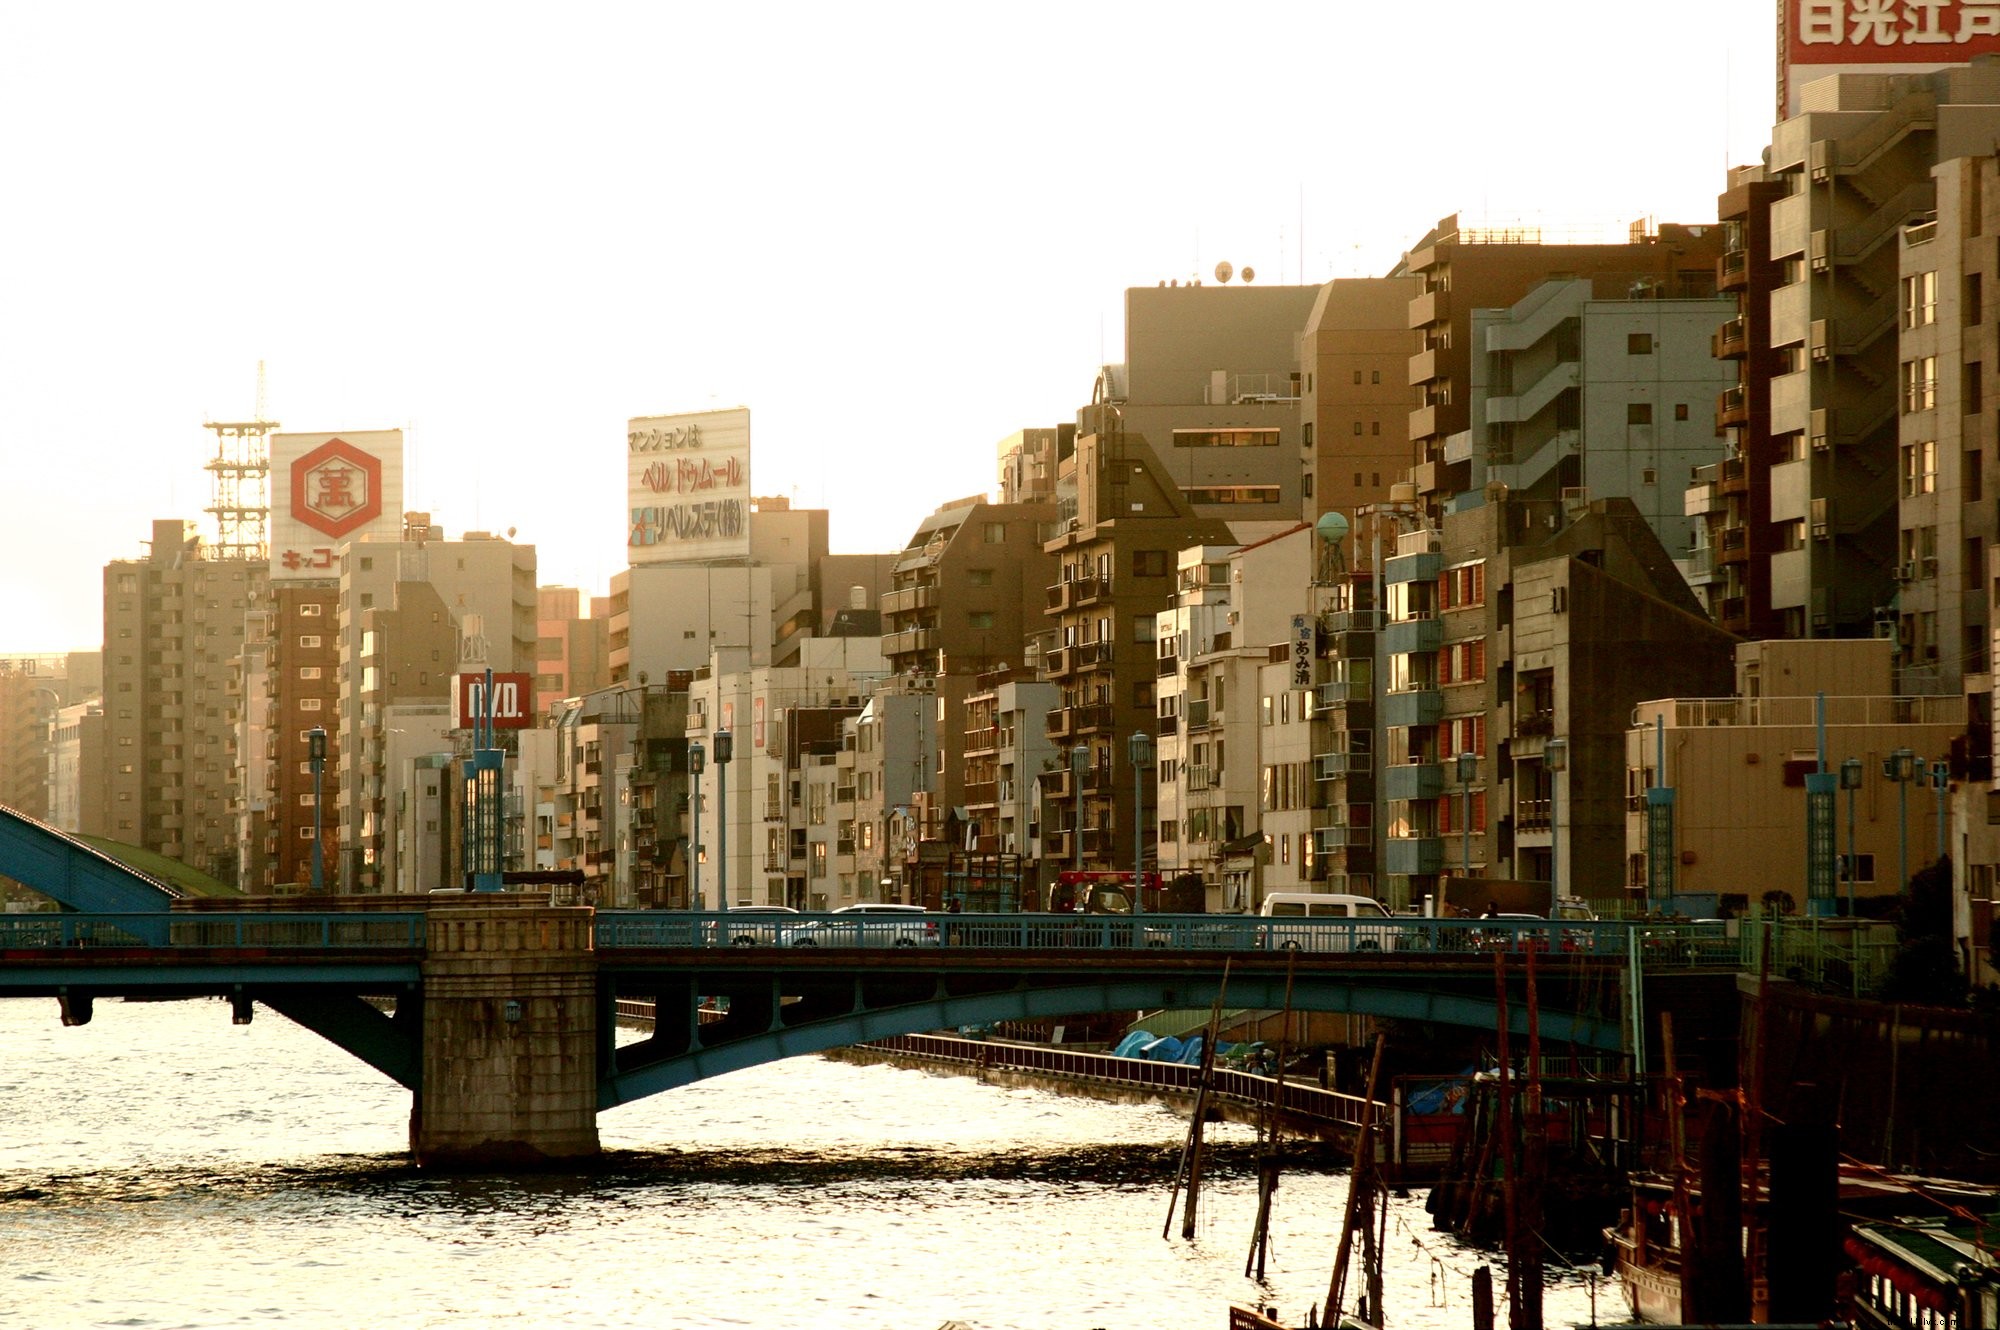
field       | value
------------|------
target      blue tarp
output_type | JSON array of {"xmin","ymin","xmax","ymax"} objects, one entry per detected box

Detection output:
[{"xmin": 1111, "ymin": 1030, "xmax": 1155, "ymax": 1059}]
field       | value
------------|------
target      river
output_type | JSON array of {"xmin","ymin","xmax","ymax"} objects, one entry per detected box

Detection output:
[{"xmin": 0, "ymin": 997, "xmax": 1613, "ymax": 1329}]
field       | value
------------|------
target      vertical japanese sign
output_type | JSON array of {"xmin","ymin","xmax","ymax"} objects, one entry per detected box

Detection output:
[
  {"xmin": 270, "ymin": 430, "xmax": 404, "ymax": 580},
  {"xmin": 627, "ymin": 408, "xmax": 752, "ymax": 565},
  {"xmin": 1782, "ymin": 0, "xmax": 2000, "ymax": 117},
  {"xmin": 1290, "ymin": 614, "xmax": 1315, "ymax": 689}
]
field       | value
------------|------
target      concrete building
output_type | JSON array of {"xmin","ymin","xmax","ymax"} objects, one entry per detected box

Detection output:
[
  {"xmin": 1691, "ymin": 65, "xmax": 2000, "ymax": 643},
  {"xmin": 687, "ymin": 641, "xmax": 889, "ymax": 910},
  {"xmin": 1382, "ymin": 493, "xmax": 1736, "ymax": 913},
  {"xmin": 334, "ymin": 520, "xmax": 537, "ymax": 891},
  {"xmin": 257, "ymin": 582, "xmax": 340, "ymax": 889},
  {"xmin": 1628, "ymin": 639, "xmax": 1962, "ymax": 915},
  {"xmin": 1041, "ymin": 423, "xmax": 1233, "ymax": 881},
  {"xmin": 1465, "ymin": 278, "xmax": 1736, "ymax": 567},
  {"xmin": 1396, "ymin": 214, "xmax": 1727, "ymax": 523},
  {"xmin": 1299, "ymin": 277, "xmax": 1424, "ymax": 544},
  {"xmin": 997, "ymin": 426, "xmax": 1073, "ymax": 506},
  {"xmin": 1097, "ymin": 281, "xmax": 1321, "ymax": 532},
  {"xmin": 534, "ymin": 586, "xmax": 611, "ymax": 719},
  {"xmin": 0, "ymin": 652, "xmax": 97, "ymax": 823},
  {"xmin": 961, "ymin": 665, "xmax": 1056, "ymax": 866},
  {"xmin": 102, "ymin": 520, "xmax": 265, "ymax": 879},
  {"xmin": 46, "ymin": 698, "xmax": 105, "ymax": 836}
]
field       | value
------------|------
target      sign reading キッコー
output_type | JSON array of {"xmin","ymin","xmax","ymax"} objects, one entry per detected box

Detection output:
[
  {"xmin": 627, "ymin": 408, "xmax": 751, "ymax": 565},
  {"xmin": 1782, "ymin": 0, "xmax": 2000, "ymax": 117},
  {"xmin": 270, "ymin": 430, "xmax": 405, "ymax": 581}
]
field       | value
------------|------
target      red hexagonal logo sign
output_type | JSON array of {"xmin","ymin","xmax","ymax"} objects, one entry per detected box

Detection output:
[{"xmin": 290, "ymin": 438, "xmax": 384, "ymax": 539}]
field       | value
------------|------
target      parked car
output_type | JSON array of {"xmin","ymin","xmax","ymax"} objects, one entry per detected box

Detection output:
[
  {"xmin": 782, "ymin": 903, "xmax": 940, "ymax": 948},
  {"xmin": 709, "ymin": 905, "xmax": 798, "ymax": 947}
]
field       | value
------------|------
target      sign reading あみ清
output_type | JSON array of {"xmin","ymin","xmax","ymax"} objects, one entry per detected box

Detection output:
[
  {"xmin": 270, "ymin": 430, "xmax": 405, "ymax": 580},
  {"xmin": 627, "ymin": 408, "xmax": 751, "ymax": 565}
]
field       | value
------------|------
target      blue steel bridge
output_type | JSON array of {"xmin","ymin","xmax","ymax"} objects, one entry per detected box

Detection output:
[{"xmin": 0, "ymin": 803, "xmax": 1720, "ymax": 1163}]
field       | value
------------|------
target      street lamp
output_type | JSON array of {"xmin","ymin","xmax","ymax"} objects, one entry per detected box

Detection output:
[
  {"xmin": 688, "ymin": 740, "xmax": 705, "ymax": 912},
  {"xmin": 308, "ymin": 727, "xmax": 327, "ymax": 894},
  {"xmin": 1071, "ymin": 743, "xmax": 1090, "ymax": 872},
  {"xmin": 1545, "ymin": 738, "xmax": 1568, "ymax": 902},
  {"xmin": 713, "ymin": 728, "xmax": 733, "ymax": 910},
  {"xmin": 1840, "ymin": 757, "xmax": 1863, "ymax": 918},
  {"xmin": 1129, "ymin": 732, "xmax": 1154, "ymax": 916},
  {"xmin": 1884, "ymin": 748, "xmax": 1917, "ymax": 893},
  {"xmin": 1456, "ymin": 751, "xmax": 1477, "ymax": 880},
  {"xmin": 1931, "ymin": 759, "xmax": 1950, "ymax": 865}
]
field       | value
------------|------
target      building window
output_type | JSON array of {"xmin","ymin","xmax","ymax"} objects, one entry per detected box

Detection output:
[
  {"xmin": 299, "ymin": 635, "xmax": 321, "ymax": 648},
  {"xmin": 359, "ymin": 557, "xmax": 374, "ymax": 572},
  {"xmin": 1302, "ymin": 422, "xmax": 1314, "ymax": 446},
  {"xmin": 1133, "ymin": 550, "xmax": 1170, "ymax": 578},
  {"xmin": 1675, "ymin": 403, "xmax": 1689, "ymax": 421},
  {"xmin": 1627, "ymin": 332, "xmax": 1654, "ymax": 354},
  {"xmin": 1902, "ymin": 356, "xmax": 1938, "ymax": 412},
  {"xmin": 984, "ymin": 522, "xmax": 1006, "ymax": 543},
  {"xmin": 1627, "ymin": 402, "xmax": 1653, "ymax": 425},
  {"xmin": 1902, "ymin": 271, "xmax": 1938, "ymax": 328},
  {"xmin": 1171, "ymin": 428, "xmax": 1280, "ymax": 448},
  {"xmin": 967, "ymin": 611, "xmax": 995, "ymax": 629},
  {"xmin": 299, "ymin": 698, "xmax": 322, "ymax": 711},
  {"xmin": 299, "ymin": 666, "xmax": 322, "ymax": 680},
  {"xmin": 967, "ymin": 568, "xmax": 994, "ymax": 586},
  {"xmin": 1901, "ymin": 440, "xmax": 1937, "ymax": 496},
  {"xmin": 299, "ymin": 603, "xmax": 323, "ymax": 617}
]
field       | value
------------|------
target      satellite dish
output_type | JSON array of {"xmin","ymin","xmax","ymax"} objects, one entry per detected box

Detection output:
[
  {"xmin": 1214, "ymin": 261, "xmax": 1234, "ymax": 284},
  {"xmin": 1241, "ymin": 265, "xmax": 1257, "ymax": 283}
]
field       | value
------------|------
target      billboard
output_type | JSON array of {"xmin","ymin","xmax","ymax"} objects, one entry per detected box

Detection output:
[
  {"xmin": 454, "ymin": 672, "xmax": 536, "ymax": 730},
  {"xmin": 270, "ymin": 430, "xmax": 404, "ymax": 580},
  {"xmin": 627, "ymin": 408, "xmax": 751, "ymax": 565},
  {"xmin": 1782, "ymin": 0, "xmax": 2000, "ymax": 116}
]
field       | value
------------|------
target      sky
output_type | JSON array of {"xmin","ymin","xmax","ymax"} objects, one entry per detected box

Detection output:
[{"xmin": 0, "ymin": 2, "xmax": 1777, "ymax": 655}]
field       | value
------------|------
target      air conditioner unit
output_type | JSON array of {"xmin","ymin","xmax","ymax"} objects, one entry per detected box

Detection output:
[
  {"xmin": 1561, "ymin": 486, "xmax": 1590, "ymax": 509},
  {"xmin": 1898, "ymin": 561, "xmax": 1918, "ymax": 582}
]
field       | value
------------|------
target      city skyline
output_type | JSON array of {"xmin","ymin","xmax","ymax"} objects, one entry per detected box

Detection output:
[{"xmin": 0, "ymin": 2, "xmax": 1774, "ymax": 655}]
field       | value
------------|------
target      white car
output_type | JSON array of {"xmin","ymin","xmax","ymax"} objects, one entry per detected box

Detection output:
[
  {"xmin": 782, "ymin": 903, "xmax": 940, "ymax": 948},
  {"xmin": 709, "ymin": 905, "xmax": 798, "ymax": 947}
]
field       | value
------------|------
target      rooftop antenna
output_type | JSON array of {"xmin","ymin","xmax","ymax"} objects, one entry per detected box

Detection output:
[{"xmin": 202, "ymin": 359, "xmax": 275, "ymax": 561}]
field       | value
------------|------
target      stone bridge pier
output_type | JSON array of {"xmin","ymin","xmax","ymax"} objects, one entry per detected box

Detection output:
[{"xmin": 413, "ymin": 905, "xmax": 600, "ymax": 1168}]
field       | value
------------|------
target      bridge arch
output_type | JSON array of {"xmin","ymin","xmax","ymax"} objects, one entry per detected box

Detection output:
[{"xmin": 600, "ymin": 966, "xmax": 1622, "ymax": 1110}]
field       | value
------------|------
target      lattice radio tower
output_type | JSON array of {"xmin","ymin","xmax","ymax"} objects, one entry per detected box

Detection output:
[{"xmin": 203, "ymin": 361, "xmax": 277, "ymax": 561}]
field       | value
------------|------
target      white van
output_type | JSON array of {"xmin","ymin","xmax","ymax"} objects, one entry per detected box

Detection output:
[{"xmin": 1257, "ymin": 892, "xmax": 1400, "ymax": 952}]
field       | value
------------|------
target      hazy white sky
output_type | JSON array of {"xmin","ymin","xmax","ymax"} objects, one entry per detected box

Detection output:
[{"xmin": 0, "ymin": 2, "xmax": 1774, "ymax": 655}]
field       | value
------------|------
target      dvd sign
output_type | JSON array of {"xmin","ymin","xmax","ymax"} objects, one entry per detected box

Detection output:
[{"xmin": 454, "ymin": 672, "xmax": 535, "ymax": 730}]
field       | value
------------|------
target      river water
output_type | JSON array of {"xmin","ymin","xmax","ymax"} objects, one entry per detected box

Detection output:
[{"xmin": 0, "ymin": 998, "xmax": 1612, "ymax": 1329}]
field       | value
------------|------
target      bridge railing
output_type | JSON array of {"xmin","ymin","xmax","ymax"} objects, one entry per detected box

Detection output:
[
  {"xmin": 0, "ymin": 913, "xmax": 425, "ymax": 950},
  {"xmin": 592, "ymin": 911, "xmax": 1739, "ymax": 969}
]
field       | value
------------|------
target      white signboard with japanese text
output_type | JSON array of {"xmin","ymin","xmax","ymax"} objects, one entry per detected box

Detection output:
[
  {"xmin": 626, "ymin": 408, "xmax": 751, "ymax": 566},
  {"xmin": 270, "ymin": 430, "xmax": 405, "ymax": 581}
]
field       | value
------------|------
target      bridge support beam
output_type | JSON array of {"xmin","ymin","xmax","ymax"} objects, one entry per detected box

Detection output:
[{"xmin": 413, "ymin": 906, "xmax": 599, "ymax": 1169}]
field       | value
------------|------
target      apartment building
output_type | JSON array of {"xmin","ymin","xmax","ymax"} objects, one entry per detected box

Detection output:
[
  {"xmin": 534, "ymin": 586, "xmax": 611, "ymax": 719},
  {"xmin": 102, "ymin": 520, "xmax": 265, "ymax": 880},
  {"xmin": 1397, "ymin": 214, "xmax": 1727, "ymax": 521},
  {"xmin": 258, "ymin": 583, "xmax": 341, "ymax": 889},
  {"xmin": 961, "ymin": 665, "xmax": 1056, "ymax": 866},
  {"xmin": 1299, "ymin": 277, "xmax": 1424, "ymax": 540},
  {"xmin": 1041, "ymin": 425, "xmax": 1233, "ymax": 880},
  {"xmin": 1381, "ymin": 494, "xmax": 1735, "ymax": 912},
  {"xmin": 1466, "ymin": 278, "xmax": 1736, "ymax": 567},
  {"xmin": 1694, "ymin": 66, "xmax": 2000, "ymax": 643}
]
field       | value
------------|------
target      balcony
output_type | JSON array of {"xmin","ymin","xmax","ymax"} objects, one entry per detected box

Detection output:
[
  {"xmin": 1041, "ymin": 767, "xmax": 1073, "ymax": 800},
  {"xmin": 1156, "ymin": 653, "xmax": 1179, "ymax": 677},
  {"xmin": 1045, "ymin": 708, "xmax": 1075, "ymax": 740},
  {"xmin": 1382, "ymin": 616, "xmax": 1442, "ymax": 656},
  {"xmin": 1718, "ymin": 596, "xmax": 1749, "ymax": 633},
  {"xmin": 1185, "ymin": 697, "xmax": 1217, "ymax": 730},
  {"xmin": 1157, "ymin": 714, "xmax": 1178, "ymax": 737},
  {"xmin": 1313, "ymin": 751, "xmax": 1370, "ymax": 780},
  {"xmin": 1717, "ymin": 457, "xmax": 1749, "ymax": 495},
  {"xmin": 1515, "ymin": 708, "xmax": 1554, "ymax": 738},
  {"xmin": 1718, "ymin": 385, "xmax": 1748, "ymax": 429},
  {"xmin": 1713, "ymin": 318, "xmax": 1748, "ymax": 360},
  {"xmin": 880, "ymin": 584, "xmax": 936, "ymax": 617},
  {"xmin": 1409, "ymin": 287, "xmax": 1445, "ymax": 329},
  {"xmin": 1072, "ymin": 576, "xmax": 1109, "ymax": 607},
  {"xmin": 1719, "ymin": 525, "xmax": 1750, "ymax": 565},
  {"xmin": 1312, "ymin": 825, "xmax": 1365, "ymax": 853},
  {"xmin": 1516, "ymin": 797, "xmax": 1551, "ymax": 832},
  {"xmin": 1717, "ymin": 248, "xmax": 1749, "ymax": 292},
  {"xmin": 964, "ymin": 725, "xmax": 1000, "ymax": 753},
  {"xmin": 1075, "ymin": 641, "xmax": 1115, "ymax": 671},
  {"xmin": 1382, "ymin": 761, "xmax": 1442, "ymax": 801},
  {"xmin": 1042, "ymin": 646, "xmax": 1073, "ymax": 680},
  {"xmin": 1380, "ymin": 688, "xmax": 1442, "ymax": 728},
  {"xmin": 964, "ymin": 780, "xmax": 999, "ymax": 807},
  {"xmin": 883, "ymin": 627, "xmax": 938, "ymax": 658},
  {"xmin": 1385, "ymin": 836, "xmax": 1444, "ymax": 876},
  {"xmin": 1316, "ymin": 679, "xmax": 1366, "ymax": 709},
  {"xmin": 1187, "ymin": 763, "xmax": 1214, "ymax": 792},
  {"xmin": 1075, "ymin": 703, "xmax": 1116, "ymax": 734}
]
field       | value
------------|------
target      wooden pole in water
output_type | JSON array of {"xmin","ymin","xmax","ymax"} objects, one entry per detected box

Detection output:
[
  {"xmin": 1165, "ymin": 958, "xmax": 1232, "ymax": 1240},
  {"xmin": 1246, "ymin": 948, "xmax": 1299, "ymax": 1278},
  {"xmin": 1325, "ymin": 1032, "xmax": 1387, "ymax": 1323},
  {"xmin": 1471, "ymin": 1264, "xmax": 1495, "ymax": 1330},
  {"xmin": 1493, "ymin": 949, "xmax": 1519, "ymax": 1328},
  {"xmin": 1521, "ymin": 940, "xmax": 1545, "ymax": 1330}
]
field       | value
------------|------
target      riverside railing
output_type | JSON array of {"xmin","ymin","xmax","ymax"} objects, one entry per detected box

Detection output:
[{"xmin": 0, "ymin": 912, "xmax": 425, "ymax": 950}]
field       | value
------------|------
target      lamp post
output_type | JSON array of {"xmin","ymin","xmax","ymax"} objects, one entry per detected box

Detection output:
[
  {"xmin": 1545, "ymin": 738, "xmax": 1568, "ymax": 903},
  {"xmin": 688, "ymin": 741, "xmax": 705, "ymax": 912},
  {"xmin": 1884, "ymin": 748, "xmax": 1916, "ymax": 893},
  {"xmin": 1071, "ymin": 743, "xmax": 1089, "ymax": 872},
  {"xmin": 308, "ymin": 727, "xmax": 327, "ymax": 894},
  {"xmin": 1840, "ymin": 757, "xmax": 1862, "ymax": 918},
  {"xmin": 1456, "ymin": 751, "xmax": 1477, "ymax": 880},
  {"xmin": 713, "ymin": 729, "xmax": 733, "ymax": 911},
  {"xmin": 1129, "ymin": 731, "xmax": 1154, "ymax": 916},
  {"xmin": 1931, "ymin": 759, "xmax": 1950, "ymax": 865}
]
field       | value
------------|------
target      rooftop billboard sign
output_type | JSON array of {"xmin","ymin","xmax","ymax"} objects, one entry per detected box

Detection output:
[
  {"xmin": 1782, "ymin": 0, "xmax": 2000, "ymax": 116},
  {"xmin": 627, "ymin": 407, "xmax": 752, "ymax": 565},
  {"xmin": 270, "ymin": 429, "xmax": 404, "ymax": 581}
]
